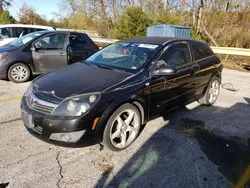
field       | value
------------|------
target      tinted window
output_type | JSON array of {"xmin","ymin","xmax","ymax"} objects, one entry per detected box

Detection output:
[
  {"xmin": 158, "ymin": 43, "xmax": 191, "ymax": 68},
  {"xmin": 0, "ymin": 27, "xmax": 12, "ymax": 38},
  {"xmin": 12, "ymin": 27, "xmax": 33, "ymax": 38},
  {"xmin": 22, "ymin": 28, "xmax": 35, "ymax": 36},
  {"xmin": 13, "ymin": 27, "xmax": 24, "ymax": 37},
  {"xmin": 36, "ymin": 34, "xmax": 66, "ymax": 50},
  {"xmin": 70, "ymin": 34, "xmax": 88, "ymax": 47},
  {"xmin": 11, "ymin": 27, "xmax": 42, "ymax": 38},
  {"xmin": 192, "ymin": 42, "xmax": 214, "ymax": 61}
]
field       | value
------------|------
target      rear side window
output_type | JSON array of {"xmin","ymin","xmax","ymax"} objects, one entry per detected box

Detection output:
[
  {"xmin": 22, "ymin": 28, "xmax": 36, "ymax": 36},
  {"xmin": 0, "ymin": 27, "xmax": 12, "ymax": 38},
  {"xmin": 33, "ymin": 28, "xmax": 45, "ymax": 32},
  {"xmin": 158, "ymin": 43, "xmax": 191, "ymax": 68},
  {"xmin": 191, "ymin": 42, "xmax": 214, "ymax": 61},
  {"xmin": 13, "ymin": 27, "xmax": 23, "ymax": 37},
  {"xmin": 8, "ymin": 27, "xmax": 43, "ymax": 38},
  {"xmin": 12, "ymin": 27, "xmax": 32, "ymax": 38},
  {"xmin": 70, "ymin": 34, "xmax": 88, "ymax": 47}
]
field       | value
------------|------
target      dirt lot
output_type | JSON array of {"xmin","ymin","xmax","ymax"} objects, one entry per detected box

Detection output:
[{"xmin": 0, "ymin": 69, "xmax": 250, "ymax": 188}]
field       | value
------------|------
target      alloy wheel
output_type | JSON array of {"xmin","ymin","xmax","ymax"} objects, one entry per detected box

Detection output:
[
  {"xmin": 208, "ymin": 80, "xmax": 220, "ymax": 104},
  {"xmin": 110, "ymin": 109, "xmax": 140, "ymax": 149}
]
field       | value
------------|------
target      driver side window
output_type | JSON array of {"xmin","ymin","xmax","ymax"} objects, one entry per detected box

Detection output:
[
  {"xmin": 158, "ymin": 43, "xmax": 191, "ymax": 68},
  {"xmin": 36, "ymin": 34, "xmax": 66, "ymax": 50}
]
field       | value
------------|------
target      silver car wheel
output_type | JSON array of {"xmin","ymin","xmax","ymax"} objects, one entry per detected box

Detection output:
[
  {"xmin": 110, "ymin": 109, "xmax": 140, "ymax": 149},
  {"xmin": 11, "ymin": 66, "xmax": 28, "ymax": 82},
  {"xmin": 208, "ymin": 80, "xmax": 220, "ymax": 104}
]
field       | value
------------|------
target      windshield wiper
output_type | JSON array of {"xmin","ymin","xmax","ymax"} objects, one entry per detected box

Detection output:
[
  {"xmin": 84, "ymin": 62, "xmax": 127, "ymax": 73},
  {"xmin": 95, "ymin": 64, "xmax": 117, "ymax": 71},
  {"xmin": 95, "ymin": 64, "xmax": 127, "ymax": 73}
]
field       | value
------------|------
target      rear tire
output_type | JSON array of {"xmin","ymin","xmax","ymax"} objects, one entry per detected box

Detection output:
[
  {"xmin": 102, "ymin": 103, "xmax": 141, "ymax": 151},
  {"xmin": 198, "ymin": 77, "xmax": 221, "ymax": 106},
  {"xmin": 8, "ymin": 63, "xmax": 31, "ymax": 83}
]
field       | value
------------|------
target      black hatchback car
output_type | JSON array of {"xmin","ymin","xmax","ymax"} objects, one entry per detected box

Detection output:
[
  {"xmin": 0, "ymin": 30, "xmax": 98, "ymax": 83},
  {"xmin": 21, "ymin": 37, "xmax": 222, "ymax": 151}
]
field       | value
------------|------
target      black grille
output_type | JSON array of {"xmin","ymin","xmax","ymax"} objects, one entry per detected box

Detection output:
[
  {"xmin": 34, "ymin": 92, "xmax": 61, "ymax": 104},
  {"xmin": 27, "ymin": 91, "xmax": 57, "ymax": 114},
  {"xmin": 32, "ymin": 101, "xmax": 54, "ymax": 113}
]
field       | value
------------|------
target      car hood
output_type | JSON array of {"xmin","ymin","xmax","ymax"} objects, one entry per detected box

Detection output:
[
  {"xmin": 0, "ymin": 46, "xmax": 16, "ymax": 53},
  {"xmin": 32, "ymin": 63, "xmax": 132, "ymax": 101}
]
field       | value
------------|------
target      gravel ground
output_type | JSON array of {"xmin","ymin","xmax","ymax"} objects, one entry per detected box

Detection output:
[{"xmin": 0, "ymin": 69, "xmax": 249, "ymax": 188}]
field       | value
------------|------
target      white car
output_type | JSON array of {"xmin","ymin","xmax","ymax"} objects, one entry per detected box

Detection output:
[{"xmin": 0, "ymin": 24, "xmax": 55, "ymax": 46}]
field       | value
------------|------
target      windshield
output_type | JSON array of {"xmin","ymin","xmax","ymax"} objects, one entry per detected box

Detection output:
[
  {"xmin": 85, "ymin": 42, "xmax": 160, "ymax": 73},
  {"xmin": 6, "ymin": 31, "xmax": 45, "ymax": 47}
]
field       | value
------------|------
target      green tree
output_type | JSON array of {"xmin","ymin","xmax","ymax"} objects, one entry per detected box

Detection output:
[
  {"xmin": 0, "ymin": 10, "xmax": 15, "ymax": 24},
  {"xmin": 153, "ymin": 11, "xmax": 183, "ymax": 25},
  {"xmin": 46, "ymin": 19, "xmax": 59, "ymax": 28},
  {"xmin": 112, "ymin": 6, "xmax": 152, "ymax": 39}
]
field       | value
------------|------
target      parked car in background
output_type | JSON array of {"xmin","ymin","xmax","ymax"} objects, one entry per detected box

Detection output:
[
  {"xmin": 21, "ymin": 37, "xmax": 222, "ymax": 151},
  {"xmin": 0, "ymin": 24, "xmax": 55, "ymax": 46},
  {"xmin": 0, "ymin": 30, "xmax": 98, "ymax": 82}
]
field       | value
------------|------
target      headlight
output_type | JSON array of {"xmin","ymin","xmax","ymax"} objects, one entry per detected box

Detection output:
[
  {"xmin": 0, "ymin": 52, "xmax": 9, "ymax": 60},
  {"xmin": 24, "ymin": 83, "xmax": 33, "ymax": 96},
  {"xmin": 51, "ymin": 93, "xmax": 101, "ymax": 117}
]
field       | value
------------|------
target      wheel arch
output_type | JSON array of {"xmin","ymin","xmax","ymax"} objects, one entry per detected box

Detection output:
[
  {"xmin": 210, "ymin": 66, "xmax": 222, "ymax": 83},
  {"xmin": 132, "ymin": 101, "xmax": 145, "ymax": 125},
  {"xmin": 6, "ymin": 61, "xmax": 35, "ymax": 78}
]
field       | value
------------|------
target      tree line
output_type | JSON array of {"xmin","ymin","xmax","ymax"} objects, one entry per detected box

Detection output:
[{"xmin": 1, "ymin": 0, "xmax": 250, "ymax": 48}]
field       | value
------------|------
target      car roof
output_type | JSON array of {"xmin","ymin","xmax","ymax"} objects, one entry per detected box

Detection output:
[
  {"xmin": 35, "ymin": 30, "xmax": 88, "ymax": 35},
  {"xmin": 70, "ymin": 31, "xmax": 86, "ymax": 34},
  {"xmin": 35, "ymin": 30, "xmax": 70, "ymax": 34},
  {"xmin": 123, "ymin": 37, "xmax": 182, "ymax": 45},
  {"xmin": 0, "ymin": 24, "xmax": 55, "ymax": 30}
]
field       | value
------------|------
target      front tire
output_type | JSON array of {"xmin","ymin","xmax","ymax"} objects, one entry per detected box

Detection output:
[
  {"xmin": 198, "ymin": 77, "xmax": 221, "ymax": 106},
  {"xmin": 102, "ymin": 103, "xmax": 141, "ymax": 151},
  {"xmin": 8, "ymin": 63, "xmax": 31, "ymax": 83}
]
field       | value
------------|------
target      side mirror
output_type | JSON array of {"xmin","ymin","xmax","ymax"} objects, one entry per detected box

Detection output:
[
  {"xmin": 153, "ymin": 67, "xmax": 176, "ymax": 76},
  {"xmin": 31, "ymin": 42, "xmax": 40, "ymax": 51},
  {"xmin": 152, "ymin": 60, "xmax": 177, "ymax": 76},
  {"xmin": 30, "ymin": 46, "xmax": 36, "ymax": 51}
]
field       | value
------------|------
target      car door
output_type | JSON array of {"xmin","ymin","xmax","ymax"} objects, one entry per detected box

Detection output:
[
  {"xmin": 189, "ymin": 41, "xmax": 221, "ymax": 97},
  {"xmin": 149, "ymin": 42, "xmax": 199, "ymax": 118},
  {"xmin": 68, "ymin": 33, "xmax": 97, "ymax": 64},
  {"xmin": 32, "ymin": 33, "xmax": 69, "ymax": 73}
]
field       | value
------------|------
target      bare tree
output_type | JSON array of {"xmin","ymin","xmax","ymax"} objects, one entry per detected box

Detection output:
[
  {"xmin": 185, "ymin": 0, "xmax": 219, "ymax": 46},
  {"xmin": 18, "ymin": 3, "xmax": 46, "ymax": 25},
  {"xmin": 0, "ymin": 0, "xmax": 11, "ymax": 11},
  {"xmin": 196, "ymin": 0, "xmax": 203, "ymax": 34}
]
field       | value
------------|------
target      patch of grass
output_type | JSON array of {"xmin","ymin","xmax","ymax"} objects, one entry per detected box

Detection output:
[{"xmin": 218, "ymin": 55, "xmax": 250, "ymax": 72}]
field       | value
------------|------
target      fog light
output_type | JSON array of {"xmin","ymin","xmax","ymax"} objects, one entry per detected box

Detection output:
[{"xmin": 49, "ymin": 130, "xmax": 86, "ymax": 143}]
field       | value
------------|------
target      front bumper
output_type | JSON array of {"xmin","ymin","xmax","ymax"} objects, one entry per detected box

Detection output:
[
  {"xmin": 20, "ymin": 96, "xmax": 103, "ymax": 147},
  {"xmin": 0, "ymin": 61, "xmax": 7, "ymax": 79}
]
